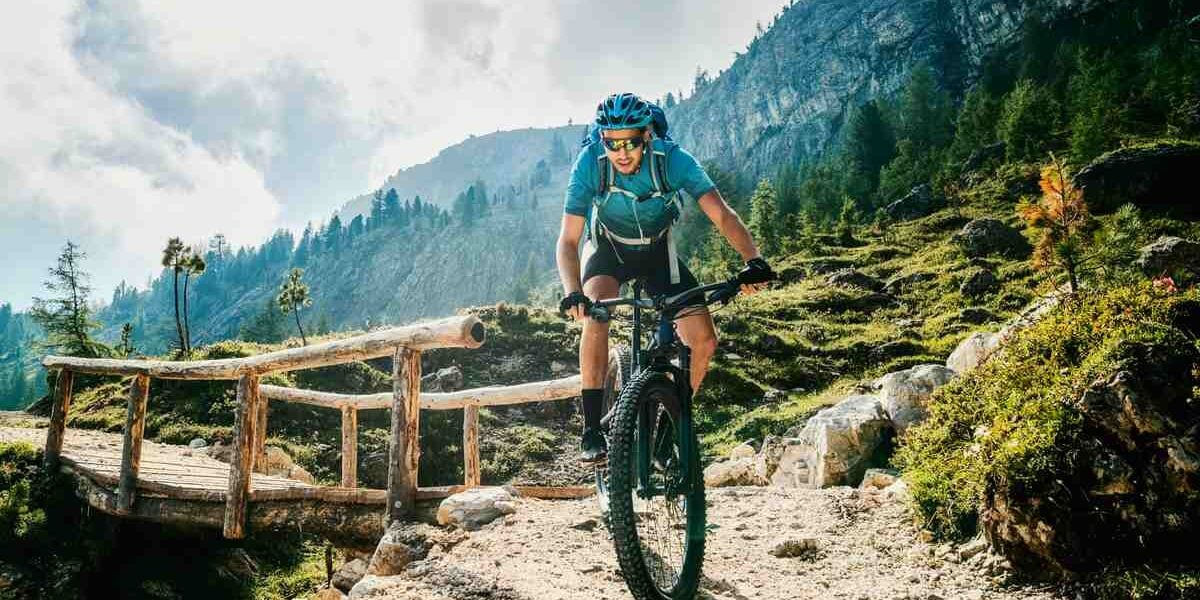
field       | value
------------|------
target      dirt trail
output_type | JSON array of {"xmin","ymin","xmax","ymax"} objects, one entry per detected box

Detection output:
[{"xmin": 357, "ymin": 486, "xmax": 1063, "ymax": 600}]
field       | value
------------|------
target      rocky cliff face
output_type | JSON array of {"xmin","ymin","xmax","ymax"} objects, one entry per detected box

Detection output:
[
  {"xmin": 667, "ymin": 0, "xmax": 1113, "ymax": 177},
  {"xmin": 340, "ymin": 125, "xmax": 584, "ymax": 217}
]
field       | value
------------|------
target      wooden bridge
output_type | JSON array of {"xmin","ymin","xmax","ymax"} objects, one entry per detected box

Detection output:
[{"xmin": 39, "ymin": 316, "xmax": 598, "ymax": 545}]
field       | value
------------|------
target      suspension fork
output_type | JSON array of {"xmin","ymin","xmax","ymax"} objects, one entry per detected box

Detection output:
[{"xmin": 675, "ymin": 343, "xmax": 697, "ymax": 494}]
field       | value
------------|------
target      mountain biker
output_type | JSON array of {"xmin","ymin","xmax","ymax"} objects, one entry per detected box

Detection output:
[{"xmin": 555, "ymin": 92, "xmax": 775, "ymax": 464}]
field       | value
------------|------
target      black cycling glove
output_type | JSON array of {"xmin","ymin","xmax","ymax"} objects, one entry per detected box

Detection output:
[
  {"xmin": 558, "ymin": 291, "xmax": 591, "ymax": 317},
  {"xmin": 737, "ymin": 257, "xmax": 776, "ymax": 285}
]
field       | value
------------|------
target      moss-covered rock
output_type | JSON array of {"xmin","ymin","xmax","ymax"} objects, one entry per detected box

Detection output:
[{"xmin": 897, "ymin": 282, "xmax": 1200, "ymax": 577}]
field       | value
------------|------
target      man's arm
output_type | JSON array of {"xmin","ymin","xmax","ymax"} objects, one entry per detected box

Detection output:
[
  {"xmin": 696, "ymin": 189, "xmax": 761, "ymax": 261},
  {"xmin": 556, "ymin": 214, "xmax": 587, "ymax": 319}
]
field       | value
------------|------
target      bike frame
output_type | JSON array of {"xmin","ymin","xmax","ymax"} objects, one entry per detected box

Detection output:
[{"xmin": 596, "ymin": 279, "xmax": 735, "ymax": 498}]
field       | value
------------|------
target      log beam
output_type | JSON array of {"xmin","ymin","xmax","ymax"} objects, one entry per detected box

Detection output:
[
  {"xmin": 259, "ymin": 374, "xmax": 583, "ymax": 411},
  {"xmin": 463, "ymin": 405, "xmax": 480, "ymax": 487},
  {"xmin": 253, "ymin": 392, "xmax": 269, "ymax": 474},
  {"xmin": 116, "ymin": 374, "xmax": 150, "ymax": 513},
  {"xmin": 43, "ymin": 370, "xmax": 74, "ymax": 471},
  {"xmin": 341, "ymin": 406, "xmax": 358, "ymax": 489},
  {"xmin": 42, "ymin": 316, "xmax": 485, "ymax": 380},
  {"xmin": 223, "ymin": 374, "xmax": 259, "ymax": 539},
  {"xmin": 386, "ymin": 347, "xmax": 421, "ymax": 524}
]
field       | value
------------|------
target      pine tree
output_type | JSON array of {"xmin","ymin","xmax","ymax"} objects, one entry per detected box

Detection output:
[
  {"xmin": 119, "ymin": 323, "xmax": 135, "ymax": 357},
  {"xmin": 30, "ymin": 241, "xmax": 105, "ymax": 357},
  {"xmin": 1019, "ymin": 155, "xmax": 1091, "ymax": 293},
  {"xmin": 1068, "ymin": 49, "xmax": 1122, "ymax": 165},
  {"xmin": 842, "ymin": 100, "xmax": 897, "ymax": 201},
  {"xmin": 324, "ymin": 215, "xmax": 344, "ymax": 251},
  {"xmin": 278, "ymin": 268, "xmax": 313, "ymax": 345},
  {"xmin": 369, "ymin": 189, "xmax": 385, "ymax": 227},
  {"xmin": 748, "ymin": 179, "xmax": 780, "ymax": 257},
  {"xmin": 836, "ymin": 197, "xmax": 862, "ymax": 245},
  {"xmin": 240, "ymin": 298, "xmax": 287, "ymax": 343},
  {"xmin": 383, "ymin": 188, "xmax": 402, "ymax": 222},
  {"xmin": 999, "ymin": 79, "xmax": 1059, "ymax": 162},
  {"xmin": 948, "ymin": 86, "xmax": 1001, "ymax": 165}
]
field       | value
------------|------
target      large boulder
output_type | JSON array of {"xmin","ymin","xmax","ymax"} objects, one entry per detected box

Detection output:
[
  {"xmin": 1073, "ymin": 141, "xmax": 1200, "ymax": 218},
  {"xmin": 1136, "ymin": 236, "xmax": 1200, "ymax": 284},
  {"xmin": 952, "ymin": 218, "xmax": 1031, "ymax": 258},
  {"xmin": 876, "ymin": 364, "xmax": 957, "ymax": 435},
  {"xmin": 884, "ymin": 271, "xmax": 936, "ymax": 295},
  {"xmin": 771, "ymin": 395, "xmax": 894, "ymax": 488},
  {"xmin": 825, "ymin": 269, "xmax": 885, "ymax": 293},
  {"xmin": 959, "ymin": 268, "xmax": 998, "ymax": 298},
  {"xmin": 332, "ymin": 558, "xmax": 368, "ymax": 593},
  {"xmin": 436, "ymin": 487, "xmax": 518, "ymax": 530},
  {"xmin": 367, "ymin": 522, "xmax": 430, "ymax": 576},
  {"xmin": 946, "ymin": 332, "xmax": 1000, "ymax": 375},
  {"xmin": 885, "ymin": 184, "xmax": 940, "ymax": 221},
  {"xmin": 982, "ymin": 340, "xmax": 1200, "ymax": 575},
  {"xmin": 703, "ymin": 457, "xmax": 762, "ymax": 487}
]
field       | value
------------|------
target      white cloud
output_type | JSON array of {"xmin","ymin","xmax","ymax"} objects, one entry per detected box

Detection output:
[{"xmin": 0, "ymin": 0, "xmax": 788, "ymax": 309}]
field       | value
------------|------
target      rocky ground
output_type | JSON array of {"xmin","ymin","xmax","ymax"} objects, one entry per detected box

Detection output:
[{"xmin": 345, "ymin": 486, "xmax": 1063, "ymax": 600}]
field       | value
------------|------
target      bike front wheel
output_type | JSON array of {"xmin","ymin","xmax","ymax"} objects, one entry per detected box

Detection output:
[{"xmin": 607, "ymin": 371, "xmax": 705, "ymax": 600}]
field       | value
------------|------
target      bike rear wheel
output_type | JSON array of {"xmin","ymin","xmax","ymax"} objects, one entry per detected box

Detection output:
[{"xmin": 607, "ymin": 371, "xmax": 705, "ymax": 600}]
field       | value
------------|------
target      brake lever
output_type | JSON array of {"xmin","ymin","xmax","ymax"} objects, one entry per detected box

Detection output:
[{"xmin": 588, "ymin": 305, "xmax": 611, "ymax": 323}]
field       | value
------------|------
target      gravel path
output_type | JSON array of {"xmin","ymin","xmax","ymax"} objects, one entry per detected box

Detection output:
[{"xmin": 357, "ymin": 486, "xmax": 1063, "ymax": 600}]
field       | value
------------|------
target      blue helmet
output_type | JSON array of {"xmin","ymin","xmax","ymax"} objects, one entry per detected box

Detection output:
[{"xmin": 595, "ymin": 92, "xmax": 653, "ymax": 130}]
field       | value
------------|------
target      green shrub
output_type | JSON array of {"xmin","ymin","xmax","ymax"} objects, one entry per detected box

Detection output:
[{"xmin": 896, "ymin": 282, "xmax": 1198, "ymax": 540}]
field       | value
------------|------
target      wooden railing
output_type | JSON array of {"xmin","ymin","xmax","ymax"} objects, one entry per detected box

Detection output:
[
  {"xmin": 41, "ymin": 316, "xmax": 485, "ymax": 539},
  {"xmin": 259, "ymin": 374, "xmax": 585, "ymax": 489}
]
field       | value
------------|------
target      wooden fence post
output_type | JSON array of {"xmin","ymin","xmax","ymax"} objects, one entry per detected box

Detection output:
[
  {"xmin": 224, "ymin": 374, "xmax": 259, "ymax": 539},
  {"xmin": 116, "ymin": 374, "xmax": 150, "ymax": 513},
  {"xmin": 386, "ymin": 347, "xmax": 421, "ymax": 525},
  {"xmin": 43, "ymin": 370, "xmax": 75, "ymax": 471},
  {"xmin": 463, "ymin": 405, "xmax": 480, "ymax": 488},
  {"xmin": 253, "ymin": 394, "xmax": 269, "ymax": 474},
  {"xmin": 341, "ymin": 406, "xmax": 358, "ymax": 488}
]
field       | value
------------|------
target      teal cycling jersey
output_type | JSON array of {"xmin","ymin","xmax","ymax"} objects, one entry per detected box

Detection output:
[{"xmin": 563, "ymin": 139, "xmax": 716, "ymax": 242}]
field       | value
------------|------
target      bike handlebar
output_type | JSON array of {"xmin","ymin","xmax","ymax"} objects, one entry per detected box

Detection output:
[{"xmin": 586, "ymin": 278, "xmax": 742, "ymax": 322}]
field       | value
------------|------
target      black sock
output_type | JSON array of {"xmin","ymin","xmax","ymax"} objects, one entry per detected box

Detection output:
[{"xmin": 581, "ymin": 388, "xmax": 604, "ymax": 432}]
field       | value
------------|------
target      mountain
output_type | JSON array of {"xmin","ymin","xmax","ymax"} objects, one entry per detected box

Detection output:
[
  {"xmin": 339, "ymin": 125, "xmax": 585, "ymax": 218},
  {"xmin": 666, "ymin": 0, "xmax": 1113, "ymax": 178}
]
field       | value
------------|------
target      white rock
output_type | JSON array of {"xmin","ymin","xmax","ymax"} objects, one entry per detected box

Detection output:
[
  {"xmin": 957, "ymin": 536, "xmax": 989, "ymax": 561},
  {"xmin": 768, "ymin": 439, "xmax": 811, "ymax": 487},
  {"xmin": 314, "ymin": 587, "xmax": 345, "ymax": 600},
  {"xmin": 436, "ymin": 487, "xmax": 518, "ymax": 530},
  {"xmin": 703, "ymin": 457, "xmax": 761, "ymax": 487},
  {"xmin": 882, "ymin": 479, "xmax": 910, "ymax": 503},
  {"xmin": 188, "ymin": 438, "xmax": 207, "ymax": 449},
  {"xmin": 772, "ymin": 395, "xmax": 893, "ymax": 488},
  {"xmin": 729, "ymin": 441, "xmax": 757, "ymax": 460},
  {"xmin": 876, "ymin": 364, "xmax": 956, "ymax": 434},
  {"xmin": 859, "ymin": 468, "xmax": 900, "ymax": 490},
  {"xmin": 287, "ymin": 464, "xmax": 316, "ymax": 484},
  {"xmin": 946, "ymin": 332, "xmax": 1000, "ymax": 375},
  {"xmin": 331, "ymin": 558, "xmax": 367, "ymax": 593}
]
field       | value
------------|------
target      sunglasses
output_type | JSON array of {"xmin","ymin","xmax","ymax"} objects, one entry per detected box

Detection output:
[{"xmin": 601, "ymin": 137, "xmax": 646, "ymax": 152}]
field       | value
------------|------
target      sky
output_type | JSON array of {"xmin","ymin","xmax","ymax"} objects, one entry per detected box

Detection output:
[{"xmin": 0, "ymin": 0, "xmax": 788, "ymax": 311}]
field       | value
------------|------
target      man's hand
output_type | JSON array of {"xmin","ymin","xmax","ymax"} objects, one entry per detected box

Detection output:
[
  {"xmin": 737, "ymin": 257, "xmax": 775, "ymax": 295},
  {"xmin": 559, "ymin": 291, "xmax": 591, "ymax": 321}
]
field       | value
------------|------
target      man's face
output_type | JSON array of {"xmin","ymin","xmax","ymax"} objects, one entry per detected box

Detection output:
[{"xmin": 601, "ymin": 128, "xmax": 651, "ymax": 175}]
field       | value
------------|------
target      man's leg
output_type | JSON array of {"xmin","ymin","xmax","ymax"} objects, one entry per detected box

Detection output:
[
  {"xmin": 674, "ymin": 307, "xmax": 718, "ymax": 393},
  {"xmin": 579, "ymin": 275, "xmax": 620, "ymax": 462}
]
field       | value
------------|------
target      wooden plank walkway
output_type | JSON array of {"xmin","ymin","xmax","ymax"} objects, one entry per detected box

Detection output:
[{"xmin": 1, "ymin": 425, "xmax": 593, "ymax": 545}]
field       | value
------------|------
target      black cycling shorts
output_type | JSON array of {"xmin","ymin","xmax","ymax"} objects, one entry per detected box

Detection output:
[{"xmin": 581, "ymin": 236, "xmax": 703, "ymax": 305}]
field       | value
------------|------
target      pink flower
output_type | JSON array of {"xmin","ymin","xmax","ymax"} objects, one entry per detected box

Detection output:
[{"xmin": 1152, "ymin": 275, "xmax": 1178, "ymax": 293}]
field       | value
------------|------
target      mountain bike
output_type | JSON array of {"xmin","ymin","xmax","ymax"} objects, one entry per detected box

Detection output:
[{"xmin": 589, "ymin": 277, "xmax": 744, "ymax": 600}]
